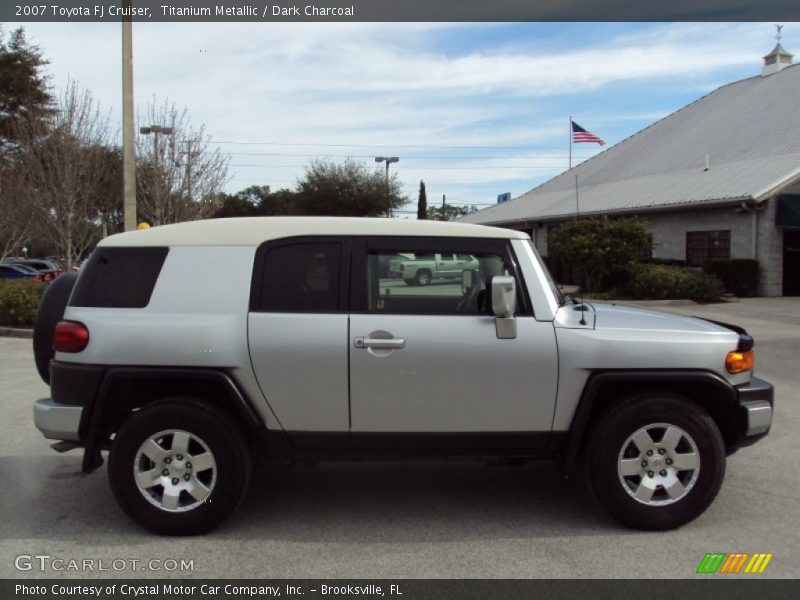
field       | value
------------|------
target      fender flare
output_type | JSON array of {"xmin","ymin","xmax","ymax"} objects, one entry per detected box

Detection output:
[
  {"xmin": 81, "ymin": 367, "xmax": 263, "ymax": 473},
  {"xmin": 563, "ymin": 370, "xmax": 738, "ymax": 476}
]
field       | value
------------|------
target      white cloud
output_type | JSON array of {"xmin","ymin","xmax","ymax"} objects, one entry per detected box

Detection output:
[{"xmin": 10, "ymin": 21, "xmax": 796, "ymax": 206}]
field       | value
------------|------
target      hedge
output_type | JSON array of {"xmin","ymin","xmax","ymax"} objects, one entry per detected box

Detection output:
[
  {"xmin": 702, "ymin": 259, "xmax": 759, "ymax": 297},
  {"xmin": 643, "ymin": 257, "xmax": 688, "ymax": 268},
  {"xmin": 0, "ymin": 280, "xmax": 47, "ymax": 327},
  {"xmin": 624, "ymin": 264, "xmax": 724, "ymax": 302},
  {"xmin": 547, "ymin": 218, "xmax": 651, "ymax": 292}
]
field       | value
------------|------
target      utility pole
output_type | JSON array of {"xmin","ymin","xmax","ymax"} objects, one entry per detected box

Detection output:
[
  {"xmin": 122, "ymin": 14, "xmax": 136, "ymax": 232},
  {"xmin": 442, "ymin": 194, "xmax": 446, "ymax": 221}
]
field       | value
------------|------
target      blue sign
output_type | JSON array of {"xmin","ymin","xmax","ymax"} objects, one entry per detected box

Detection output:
[{"xmin": 497, "ymin": 193, "xmax": 511, "ymax": 204}]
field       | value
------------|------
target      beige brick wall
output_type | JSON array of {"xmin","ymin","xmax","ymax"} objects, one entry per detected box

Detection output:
[
  {"xmin": 755, "ymin": 197, "xmax": 784, "ymax": 297},
  {"xmin": 527, "ymin": 201, "xmax": 786, "ymax": 296}
]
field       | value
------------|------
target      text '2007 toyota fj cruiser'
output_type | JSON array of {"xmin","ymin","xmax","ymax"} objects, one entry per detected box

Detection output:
[{"xmin": 32, "ymin": 217, "xmax": 773, "ymax": 535}]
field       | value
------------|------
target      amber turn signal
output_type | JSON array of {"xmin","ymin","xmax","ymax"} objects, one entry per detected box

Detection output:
[{"xmin": 726, "ymin": 349, "xmax": 754, "ymax": 373}]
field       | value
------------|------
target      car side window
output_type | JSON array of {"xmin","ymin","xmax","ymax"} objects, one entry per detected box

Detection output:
[
  {"xmin": 366, "ymin": 248, "xmax": 507, "ymax": 315},
  {"xmin": 256, "ymin": 242, "xmax": 342, "ymax": 312}
]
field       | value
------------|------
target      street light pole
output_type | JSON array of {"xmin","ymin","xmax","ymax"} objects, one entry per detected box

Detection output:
[
  {"xmin": 374, "ymin": 156, "xmax": 399, "ymax": 218},
  {"xmin": 182, "ymin": 140, "xmax": 198, "ymax": 202},
  {"xmin": 139, "ymin": 125, "xmax": 174, "ymax": 225}
]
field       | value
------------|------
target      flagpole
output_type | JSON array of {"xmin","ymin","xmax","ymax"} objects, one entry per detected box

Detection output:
[{"xmin": 568, "ymin": 115, "xmax": 573, "ymax": 170}]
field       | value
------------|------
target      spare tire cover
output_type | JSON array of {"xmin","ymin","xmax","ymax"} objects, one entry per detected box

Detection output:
[{"xmin": 33, "ymin": 272, "xmax": 79, "ymax": 384}]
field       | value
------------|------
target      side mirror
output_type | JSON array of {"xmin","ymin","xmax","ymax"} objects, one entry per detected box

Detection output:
[
  {"xmin": 491, "ymin": 276, "xmax": 517, "ymax": 339},
  {"xmin": 491, "ymin": 275, "xmax": 516, "ymax": 318}
]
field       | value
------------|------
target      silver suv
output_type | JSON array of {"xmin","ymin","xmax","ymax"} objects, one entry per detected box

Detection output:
[{"xmin": 31, "ymin": 217, "xmax": 773, "ymax": 535}]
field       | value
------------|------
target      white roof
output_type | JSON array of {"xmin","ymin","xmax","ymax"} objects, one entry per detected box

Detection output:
[
  {"xmin": 99, "ymin": 217, "xmax": 529, "ymax": 247},
  {"xmin": 462, "ymin": 63, "xmax": 800, "ymax": 225}
]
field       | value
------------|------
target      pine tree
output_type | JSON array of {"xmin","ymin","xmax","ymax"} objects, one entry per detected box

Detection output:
[
  {"xmin": 0, "ymin": 26, "xmax": 54, "ymax": 152},
  {"xmin": 417, "ymin": 180, "xmax": 427, "ymax": 220}
]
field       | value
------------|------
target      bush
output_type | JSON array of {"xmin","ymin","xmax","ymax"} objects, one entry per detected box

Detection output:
[
  {"xmin": 624, "ymin": 264, "xmax": 724, "ymax": 302},
  {"xmin": 703, "ymin": 259, "xmax": 759, "ymax": 297},
  {"xmin": 548, "ymin": 218, "xmax": 652, "ymax": 292},
  {"xmin": 541, "ymin": 255, "xmax": 563, "ymax": 284},
  {"xmin": 644, "ymin": 257, "xmax": 688, "ymax": 268},
  {"xmin": 0, "ymin": 280, "xmax": 46, "ymax": 327}
]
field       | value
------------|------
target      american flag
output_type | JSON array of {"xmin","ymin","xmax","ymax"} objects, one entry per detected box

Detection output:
[{"xmin": 571, "ymin": 121, "xmax": 605, "ymax": 145}]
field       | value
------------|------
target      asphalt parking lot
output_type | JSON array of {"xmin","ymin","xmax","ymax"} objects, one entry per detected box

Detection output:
[{"xmin": 0, "ymin": 298, "xmax": 798, "ymax": 579}]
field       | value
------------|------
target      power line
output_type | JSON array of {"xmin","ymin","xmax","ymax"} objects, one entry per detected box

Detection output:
[
  {"xmin": 211, "ymin": 140, "xmax": 577, "ymax": 151},
  {"xmin": 226, "ymin": 177, "xmax": 516, "ymax": 188},
  {"xmin": 227, "ymin": 151, "xmax": 591, "ymax": 160},
  {"xmin": 230, "ymin": 164, "xmax": 565, "ymax": 170}
]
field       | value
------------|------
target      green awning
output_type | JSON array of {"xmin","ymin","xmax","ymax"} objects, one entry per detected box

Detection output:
[{"xmin": 777, "ymin": 195, "xmax": 800, "ymax": 228}]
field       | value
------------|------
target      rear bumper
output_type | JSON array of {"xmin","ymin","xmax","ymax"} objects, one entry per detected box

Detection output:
[
  {"xmin": 33, "ymin": 398, "xmax": 83, "ymax": 442},
  {"xmin": 736, "ymin": 376, "xmax": 774, "ymax": 447}
]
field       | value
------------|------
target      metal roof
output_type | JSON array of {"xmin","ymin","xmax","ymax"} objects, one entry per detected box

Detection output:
[{"xmin": 462, "ymin": 63, "xmax": 800, "ymax": 225}]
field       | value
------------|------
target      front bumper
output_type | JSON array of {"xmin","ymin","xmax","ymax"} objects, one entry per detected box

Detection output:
[
  {"xmin": 737, "ymin": 376, "xmax": 773, "ymax": 444},
  {"xmin": 34, "ymin": 398, "xmax": 83, "ymax": 442}
]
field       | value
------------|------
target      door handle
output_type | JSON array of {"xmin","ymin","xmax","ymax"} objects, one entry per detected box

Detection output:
[{"xmin": 354, "ymin": 337, "xmax": 406, "ymax": 350}]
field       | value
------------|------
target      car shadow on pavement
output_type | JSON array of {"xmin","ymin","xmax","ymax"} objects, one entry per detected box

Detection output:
[
  {"xmin": 1, "ymin": 454, "xmax": 620, "ymax": 544},
  {"xmin": 231, "ymin": 460, "xmax": 619, "ymax": 542}
]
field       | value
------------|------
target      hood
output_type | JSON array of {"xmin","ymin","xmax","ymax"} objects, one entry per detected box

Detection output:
[{"xmin": 591, "ymin": 302, "xmax": 734, "ymax": 334}]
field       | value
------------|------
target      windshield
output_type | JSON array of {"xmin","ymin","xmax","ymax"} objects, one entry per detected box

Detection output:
[{"xmin": 525, "ymin": 239, "xmax": 565, "ymax": 306}]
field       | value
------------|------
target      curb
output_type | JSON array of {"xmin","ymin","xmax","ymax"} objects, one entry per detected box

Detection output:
[{"xmin": 0, "ymin": 326, "xmax": 33, "ymax": 339}]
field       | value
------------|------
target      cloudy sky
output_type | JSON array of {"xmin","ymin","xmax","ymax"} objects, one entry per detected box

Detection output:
[{"xmin": 7, "ymin": 21, "xmax": 798, "ymax": 215}]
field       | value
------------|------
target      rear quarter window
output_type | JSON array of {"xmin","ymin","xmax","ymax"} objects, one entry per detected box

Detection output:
[{"xmin": 69, "ymin": 247, "xmax": 169, "ymax": 308}]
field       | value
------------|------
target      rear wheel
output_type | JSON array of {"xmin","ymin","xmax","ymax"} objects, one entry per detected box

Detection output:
[
  {"xmin": 108, "ymin": 398, "xmax": 251, "ymax": 535},
  {"xmin": 586, "ymin": 393, "xmax": 725, "ymax": 530}
]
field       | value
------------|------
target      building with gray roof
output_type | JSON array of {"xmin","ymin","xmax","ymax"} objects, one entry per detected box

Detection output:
[{"xmin": 461, "ymin": 36, "xmax": 800, "ymax": 296}]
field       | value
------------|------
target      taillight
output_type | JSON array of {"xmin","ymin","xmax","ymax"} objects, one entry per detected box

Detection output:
[
  {"xmin": 44, "ymin": 273, "xmax": 53, "ymax": 281},
  {"xmin": 53, "ymin": 321, "xmax": 90, "ymax": 353},
  {"xmin": 726, "ymin": 349, "xmax": 754, "ymax": 373}
]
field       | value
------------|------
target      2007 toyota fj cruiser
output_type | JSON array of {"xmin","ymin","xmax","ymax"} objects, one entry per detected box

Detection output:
[{"xmin": 32, "ymin": 217, "xmax": 773, "ymax": 535}]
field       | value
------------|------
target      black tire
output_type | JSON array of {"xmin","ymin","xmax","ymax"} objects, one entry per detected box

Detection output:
[
  {"xmin": 108, "ymin": 398, "xmax": 252, "ymax": 535},
  {"xmin": 415, "ymin": 269, "xmax": 432, "ymax": 286},
  {"xmin": 586, "ymin": 392, "xmax": 725, "ymax": 530},
  {"xmin": 33, "ymin": 272, "xmax": 79, "ymax": 384}
]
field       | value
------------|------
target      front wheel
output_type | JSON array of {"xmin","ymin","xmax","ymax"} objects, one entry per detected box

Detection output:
[
  {"xmin": 587, "ymin": 393, "xmax": 725, "ymax": 530},
  {"xmin": 415, "ymin": 269, "xmax": 432, "ymax": 286},
  {"xmin": 108, "ymin": 398, "xmax": 252, "ymax": 535}
]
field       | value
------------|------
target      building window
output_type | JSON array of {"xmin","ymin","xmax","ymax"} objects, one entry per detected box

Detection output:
[{"xmin": 686, "ymin": 230, "xmax": 730, "ymax": 266}]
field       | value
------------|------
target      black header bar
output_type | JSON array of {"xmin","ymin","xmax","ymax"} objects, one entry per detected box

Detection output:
[
  {"xmin": 4, "ymin": 0, "xmax": 800, "ymax": 23},
  {"xmin": 3, "ymin": 579, "xmax": 800, "ymax": 600}
]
